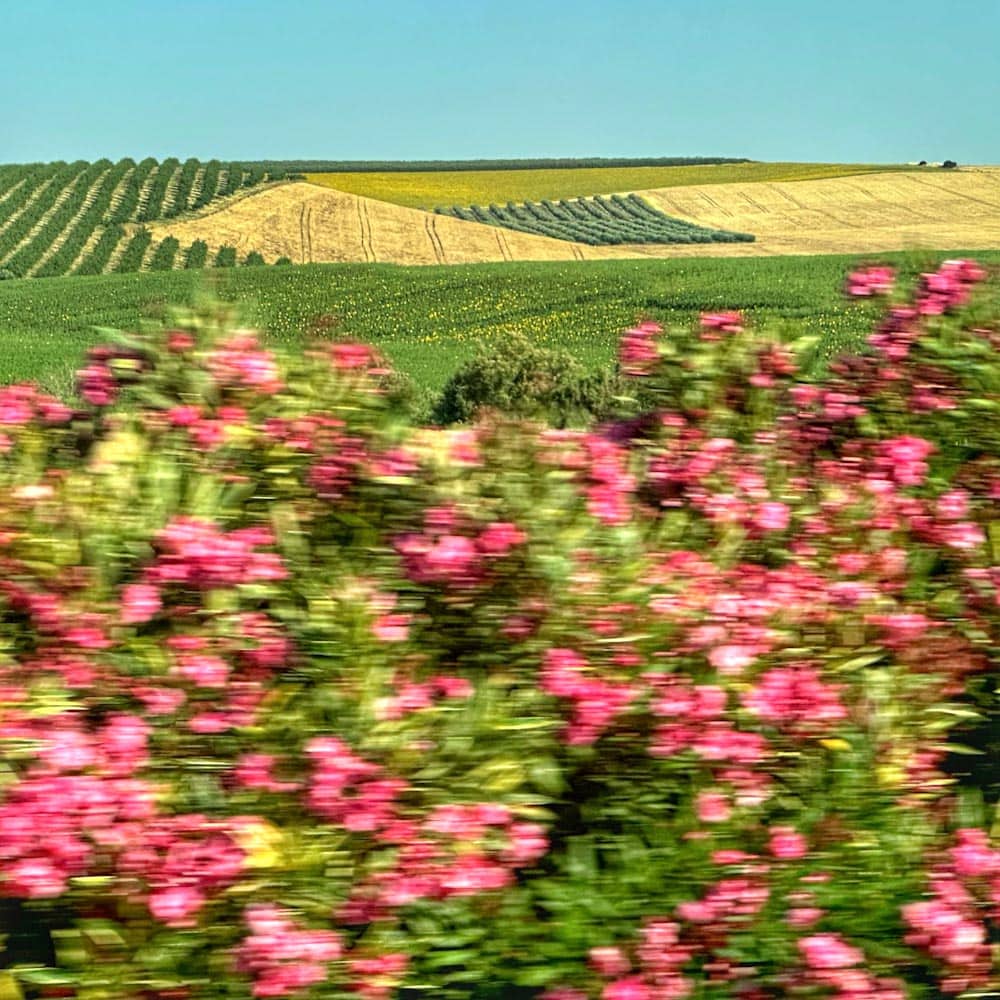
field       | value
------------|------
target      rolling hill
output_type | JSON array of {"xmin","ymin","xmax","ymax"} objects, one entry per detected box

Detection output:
[
  {"xmin": 146, "ymin": 168, "xmax": 1000, "ymax": 265},
  {"xmin": 2, "ymin": 159, "xmax": 1000, "ymax": 277}
]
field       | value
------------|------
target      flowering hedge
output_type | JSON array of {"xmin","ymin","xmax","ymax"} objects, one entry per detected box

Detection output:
[{"xmin": 0, "ymin": 263, "xmax": 997, "ymax": 999}]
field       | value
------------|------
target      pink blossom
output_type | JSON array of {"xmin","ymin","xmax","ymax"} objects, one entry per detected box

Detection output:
[
  {"xmin": 120, "ymin": 583, "xmax": 162, "ymax": 624},
  {"xmin": 769, "ymin": 826, "xmax": 808, "ymax": 860},
  {"xmin": 148, "ymin": 885, "xmax": 206, "ymax": 927},
  {"xmin": 846, "ymin": 264, "xmax": 895, "ymax": 298},
  {"xmin": 696, "ymin": 790, "xmax": 732, "ymax": 823},
  {"xmin": 618, "ymin": 321, "xmax": 661, "ymax": 376},
  {"xmin": 589, "ymin": 946, "xmax": 631, "ymax": 977},
  {"xmin": 754, "ymin": 501, "xmax": 790, "ymax": 532},
  {"xmin": 707, "ymin": 644, "xmax": 757, "ymax": 675},
  {"xmin": 603, "ymin": 977, "xmax": 651, "ymax": 1000},
  {"xmin": 798, "ymin": 933, "xmax": 864, "ymax": 969},
  {"xmin": 699, "ymin": 311, "xmax": 744, "ymax": 339},
  {"xmin": 372, "ymin": 613, "xmax": 411, "ymax": 642}
]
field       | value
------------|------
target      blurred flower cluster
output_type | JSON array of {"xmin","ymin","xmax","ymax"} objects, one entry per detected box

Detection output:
[{"xmin": 0, "ymin": 268, "xmax": 997, "ymax": 999}]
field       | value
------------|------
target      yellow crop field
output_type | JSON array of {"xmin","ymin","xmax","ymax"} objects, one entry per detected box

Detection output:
[{"xmin": 304, "ymin": 162, "xmax": 914, "ymax": 210}]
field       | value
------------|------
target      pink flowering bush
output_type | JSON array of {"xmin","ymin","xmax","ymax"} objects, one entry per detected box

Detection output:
[{"xmin": 0, "ymin": 269, "xmax": 997, "ymax": 999}]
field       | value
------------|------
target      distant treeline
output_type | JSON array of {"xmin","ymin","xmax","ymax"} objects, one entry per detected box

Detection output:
[{"xmin": 236, "ymin": 157, "xmax": 753, "ymax": 174}]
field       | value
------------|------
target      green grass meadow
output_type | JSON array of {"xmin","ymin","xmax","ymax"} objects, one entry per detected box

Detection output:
[{"xmin": 2, "ymin": 250, "xmax": 997, "ymax": 395}]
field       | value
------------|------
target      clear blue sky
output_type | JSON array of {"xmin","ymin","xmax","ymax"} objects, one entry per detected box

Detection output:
[{"xmin": 3, "ymin": 0, "xmax": 998, "ymax": 164}]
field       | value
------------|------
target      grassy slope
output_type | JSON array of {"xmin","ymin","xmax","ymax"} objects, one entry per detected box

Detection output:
[
  {"xmin": 304, "ymin": 163, "xmax": 915, "ymax": 210},
  {"xmin": 2, "ymin": 251, "xmax": 997, "ymax": 395}
]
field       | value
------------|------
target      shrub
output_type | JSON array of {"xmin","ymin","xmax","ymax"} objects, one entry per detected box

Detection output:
[
  {"xmin": 0, "ymin": 264, "xmax": 997, "ymax": 999},
  {"xmin": 214, "ymin": 245, "xmax": 237, "ymax": 268},
  {"xmin": 431, "ymin": 332, "xmax": 630, "ymax": 426},
  {"xmin": 243, "ymin": 250, "xmax": 266, "ymax": 267},
  {"xmin": 183, "ymin": 239, "xmax": 209, "ymax": 269},
  {"xmin": 274, "ymin": 256, "xmax": 293, "ymax": 266},
  {"xmin": 942, "ymin": 159, "xmax": 959, "ymax": 168}
]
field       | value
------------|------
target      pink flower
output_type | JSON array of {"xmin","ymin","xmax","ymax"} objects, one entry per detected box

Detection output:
[
  {"xmin": 175, "ymin": 653, "xmax": 231, "ymax": 688},
  {"xmin": 754, "ymin": 501, "xmax": 790, "ymax": 533},
  {"xmin": 3, "ymin": 856, "xmax": 69, "ymax": 898},
  {"xmin": 148, "ymin": 885, "xmax": 206, "ymax": 927},
  {"xmin": 120, "ymin": 583, "xmax": 161, "ymax": 624},
  {"xmin": 798, "ymin": 933, "xmax": 864, "ymax": 969},
  {"xmin": 696, "ymin": 790, "xmax": 732, "ymax": 823},
  {"xmin": 951, "ymin": 828, "xmax": 1000, "ymax": 878},
  {"xmin": 167, "ymin": 330, "xmax": 195, "ymax": 352},
  {"xmin": 331, "ymin": 341, "xmax": 380, "ymax": 371},
  {"xmin": 846, "ymin": 265, "xmax": 895, "ymax": 298},
  {"xmin": 589, "ymin": 946, "xmax": 631, "ymax": 977},
  {"xmin": 167, "ymin": 404, "xmax": 201, "ymax": 426},
  {"xmin": 618, "ymin": 321, "xmax": 661, "ymax": 376},
  {"xmin": 940, "ymin": 521, "xmax": 985, "ymax": 550},
  {"xmin": 769, "ymin": 826, "xmax": 808, "ymax": 860},
  {"xmin": 786, "ymin": 907, "xmax": 824, "ymax": 928},
  {"xmin": 708, "ymin": 644, "xmax": 757, "ymax": 675},
  {"xmin": 699, "ymin": 311, "xmax": 744, "ymax": 339},
  {"xmin": 476, "ymin": 521, "xmax": 527, "ymax": 556},
  {"xmin": 603, "ymin": 977, "xmax": 651, "ymax": 1000},
  {"xmin": 372, "ymin": 613, "xmax": 411, "ymax": 642}
]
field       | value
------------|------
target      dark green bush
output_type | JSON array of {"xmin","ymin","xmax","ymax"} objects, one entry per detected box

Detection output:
[
  {"xmin": 214, "ymin": 245, "xmax": 237, "ymax": 268},
  {"xmin": 431, "ymin": 333, "xmax": 631, "ymax": 427},
  {"xmin": 243, "ymin": 250, "xmax": 265, "ymax": 267},
  {"xmin": 183, "ymin": 239, "xmax": 208, "ymax": 269}
]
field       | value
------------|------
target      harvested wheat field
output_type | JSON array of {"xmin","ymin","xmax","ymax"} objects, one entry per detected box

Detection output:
[
  {"xmin": 148, "ymin": 181, "xmax": 616, "ymax": 265},
  {"xmin": 148, "ymin": 170, "xmax": 1000, "ymax": 266},
  {"xmin": 637, "ymin": 167, "xmax": 1000, "ymax": 255}
]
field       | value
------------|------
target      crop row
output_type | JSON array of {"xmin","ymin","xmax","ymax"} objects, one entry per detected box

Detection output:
[
  {"xmin": 0, "ymin": 159, "xmax": 286, "ymax": 279},
  {"xmin": 436, "ymin": 193, "xmax": 754, "ymax": 245},
  {"xmin": 36, "ymin": 159, "xmax": 135, "ymax": 278},
  {"xmin": 136, "ymin": 157, "xmax": 180, "ymax": 222},
  {"xmin": 0, "ymin": 161, "xmax": 90, "ymax": 272},
  {"xmin": 4, "ymin": 160, "xmax": 113, "ymax": 278}
]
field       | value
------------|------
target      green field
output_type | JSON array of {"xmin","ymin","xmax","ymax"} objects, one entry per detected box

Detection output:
[
  {"xmin": 4, "ymin": 251, "xmax": 996, "ymax": 397},
  {"xmin": 304, "ymin": 162, "xmax": 917, "ymax": 210}
]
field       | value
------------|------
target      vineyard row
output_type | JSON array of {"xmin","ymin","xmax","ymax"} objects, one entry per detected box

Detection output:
[
  {"xmin": 0, "ymin": 159, "xmax": 290, "ymax": 279},
  {"xmin": 436, "ymin": 194, "xmax": 755, "ymax": 246}
]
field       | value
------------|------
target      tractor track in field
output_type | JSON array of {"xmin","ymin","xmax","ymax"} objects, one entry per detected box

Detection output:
[
  {"xmin": 739, "ymin": 191, "xmax": 770, "ymax": 214},
  {"xmin": 424, "ymin": 214, "xmax": 445, "ymax": 263},
  {"xmin": 902, "ymin": 172, "xmax": 1000, "ymax": 212},
  {"xmin": 699, "ymin": 191, "xmax": 734, "ymax": 217},
  {"xmin": 766, "ymin": 184, "xmax": 808, "ymax": 209},
  {"xmin": 494, "ymin": 228, "xmax": 512, "ymax": 261},
  {"xmin": 357, "ymin": 200, "xmax": 375, "ymax": 262},
  {"xmin": 298, "ymin": 203, "xmax": 314, "ymax": 263},
  {"xmin": 845, "ymin": 181, "xmax": 937, "ymax": 223}
]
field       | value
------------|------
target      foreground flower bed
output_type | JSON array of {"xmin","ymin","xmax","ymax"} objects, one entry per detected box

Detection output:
[{"xmin": 0, "ymin": 263, "xmax": 997, "ymax": 998}]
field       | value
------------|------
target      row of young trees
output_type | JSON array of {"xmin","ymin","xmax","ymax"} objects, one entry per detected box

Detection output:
[
  {"xmin": 36, "ymin": 158, "xmax": 135, "ymax": 278},
  {"xmin": 0, "ymin": 161, "xmax": 90, "ymax": 274},
  {"xmin": 0, "ymin": 159, "xmax": 287, "ymax": 279},
  {"xmin": 437, "ymin": 193, "xmax": 754, "ymax": 246}
]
